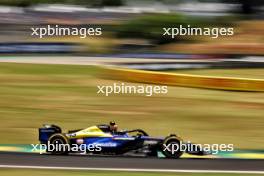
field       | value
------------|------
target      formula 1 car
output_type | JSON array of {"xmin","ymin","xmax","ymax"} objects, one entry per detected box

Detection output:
[{"xmin": 39, "ymin": 124, "xmax": 207, "ymax": 158}]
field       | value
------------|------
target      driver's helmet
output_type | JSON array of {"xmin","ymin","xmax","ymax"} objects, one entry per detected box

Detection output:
[
  {"xmin": 109, "ymin": 121, "xmax": 118, "ymax": 132},
  {"xmin": 109, "ymin": 121, "xmax": 115, "ymax": 126}
]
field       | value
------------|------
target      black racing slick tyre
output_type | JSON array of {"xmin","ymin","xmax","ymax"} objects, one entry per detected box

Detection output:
[
  {"xmin": 161, "ymin": 135, "xmax": 183, "ymax": 159},
  {"xmin": 47, "ymin": 133, "xmax": 70, "ymax": 155}
]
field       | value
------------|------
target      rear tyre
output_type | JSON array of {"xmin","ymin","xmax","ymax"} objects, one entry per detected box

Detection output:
[
  {"xmin": 161, "ymin": 136, "xmax": 183, "ymax": 159},
  {"xmin": 47, "ymin": 133, "xmax": 70, "ymax": 155}
]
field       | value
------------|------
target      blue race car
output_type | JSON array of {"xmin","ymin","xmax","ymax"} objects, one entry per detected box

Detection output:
[{"xmin": 39, "ymin": 124, "xmax": 206, "ymax": 158}]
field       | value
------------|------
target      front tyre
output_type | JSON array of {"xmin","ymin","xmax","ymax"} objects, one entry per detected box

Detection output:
[
  {"xmin": 161, "ymin": 136, "xmax": 183, "ymax": 159},
  {"xmin": 47, "ymin": 133, "xmax": 70, "ymax": 155}
]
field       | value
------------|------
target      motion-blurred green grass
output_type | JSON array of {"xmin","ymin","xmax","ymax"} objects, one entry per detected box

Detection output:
[
  {"xmin": 0, "ymin": 169, "xmax": 262, "ymax": 176},
  {"xmin": 0, "ymin": 63, "xmax": 264, "ymax": 149}
]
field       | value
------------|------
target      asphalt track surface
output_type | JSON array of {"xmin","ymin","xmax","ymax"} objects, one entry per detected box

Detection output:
[{"xmin": 0, "ymin": 152, "xmax": 264, "ymax": 172}]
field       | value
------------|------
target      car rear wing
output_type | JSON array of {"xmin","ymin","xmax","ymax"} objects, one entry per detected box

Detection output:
[{"xmin": 39, "ymin": 124, "xmax": 62, "ymax": 144}]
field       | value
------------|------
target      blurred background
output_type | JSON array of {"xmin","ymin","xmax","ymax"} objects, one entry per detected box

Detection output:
[
  {"xmin": 0, "ymin": 0, "xmax": 263, "ymax": 55},
  {"xmin": 0, "ymin": 0, "xmax": 263, "ymax": 152}
]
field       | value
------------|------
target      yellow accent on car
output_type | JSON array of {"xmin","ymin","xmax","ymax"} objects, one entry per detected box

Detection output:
[{"xmin": 69, "ymin": 126, "xmax": 112, "ymax": 138}]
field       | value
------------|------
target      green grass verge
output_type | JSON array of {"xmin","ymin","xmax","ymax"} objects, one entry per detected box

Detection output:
[
  {"xmin": 168, "ymin": 69, "xmax": 264, "ymax": 79},
  {"xmin": 0, "ymin": 63, "xmax": 264, "ymax": 150},
  {"xmin": 0, "ymin": 169, "xmax": 263, "ymax": 176}
]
